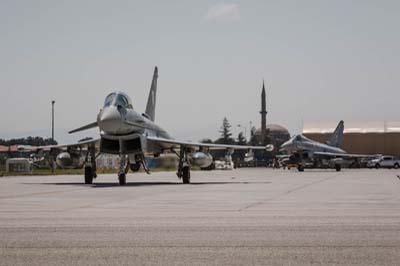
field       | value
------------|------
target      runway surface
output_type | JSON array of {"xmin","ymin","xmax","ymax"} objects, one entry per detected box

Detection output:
[{"xmin": 1, "ymin": 168, "xmax": 400, "ymax": 265}]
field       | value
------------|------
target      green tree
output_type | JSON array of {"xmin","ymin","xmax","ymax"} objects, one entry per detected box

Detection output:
[
  {"xmin": 249, "ymin": 126, "xmax": 257, "ymax": 145},
  {"xmin": 0, "ymin": 137, "xmax": 57, "ymax": 146},
  {"xmin": 237, "ymin": 132, "xmax": 247, "ymax": 145},
  {"xmin": 215, "ymin": 117, "xmax": 235, "ymax": 144}
]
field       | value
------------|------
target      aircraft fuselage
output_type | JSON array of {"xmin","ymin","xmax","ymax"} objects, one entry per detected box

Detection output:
[
  {"xmin": 281, "ymin": 135, "xmax": 346, "ymax": 155},
  {"xmin": 96, "ymin": 92, "xmax": 171, "ymax": 155}
]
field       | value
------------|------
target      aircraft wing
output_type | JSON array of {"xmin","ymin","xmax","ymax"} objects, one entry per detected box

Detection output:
[
  {"xmin": 313, "ymin": 151, "xmax": 375, "ymax": 159},
  {"xmin": 34, "ymin": 138, "xmax": 100, "ymax": 151},
  {"xmin": 147, "ymin": 136, "xmax": 271, "ymax": 151}
]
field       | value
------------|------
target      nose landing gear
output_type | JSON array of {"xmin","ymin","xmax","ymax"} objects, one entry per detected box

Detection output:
[
  {"xmin": 118, "ymin": 153, "xmax": 151, "ymax": 186},
  {"xmin": 118, "ymin": 154, "xmax": 129, "ymax": 185}
]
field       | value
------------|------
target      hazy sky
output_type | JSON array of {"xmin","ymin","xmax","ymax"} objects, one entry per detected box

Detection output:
[{"xmin": 1, "ymin": 0, "xmax": 399, "ymax": 143}]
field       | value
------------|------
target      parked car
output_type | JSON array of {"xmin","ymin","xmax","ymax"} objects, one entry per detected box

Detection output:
[{"xmin": 367, "ymin": 155, "xmax": 400, "ymax": 169}]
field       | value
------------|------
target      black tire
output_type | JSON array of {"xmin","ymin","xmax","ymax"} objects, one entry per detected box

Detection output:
[
  {"xmin": 119, "ymin": 173, "xmax": 126, "ymax": 186},
  {"xmin": 84, "ymin": 166, "xmax": 93, "ymax": 184},
  {"xmin": 335, "ymin": 164, "xmax": 342, "ymax": 172},
  {"xmin": 297, "ymin": 165, "xmax": 305, "ymax": 172},
  {"xmin": 375, "ymin": 164, "xmax": 381, "ymax": 169},
  {"xmin": 182, "ymin": 166, "xmax": 191, "ymax": 184},
  {"xmin": 394, "ymin": 163, "xmax": 399, "ymax": 169}
]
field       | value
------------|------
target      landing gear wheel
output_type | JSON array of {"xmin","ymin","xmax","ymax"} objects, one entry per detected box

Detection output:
[
  {"xmin": 182, "ymin": 166, "xmax": 191, "ymax": 184},
  {"xmin": 84, "ymin": 166, "xmax": 93, "ymax": 184},
  {"xmin": 119, "ymin": 173, "xmax": 126, "ymax": 186},
  {"xmin": 335, "ymin": 164, "xmax": 342, "ymax": 172},
  {"xmin": 297, "ymin": 165, "xmax": 305, "ymax": 172}
]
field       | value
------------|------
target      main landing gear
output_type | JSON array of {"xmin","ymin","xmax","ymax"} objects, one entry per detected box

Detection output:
[
  {"xmin": 176, "ymin": 147, "xmax": 191, "ymax": 184},
  {"xmin": 84, "ymin": 145, "xmax": 97, "ymax": 184}
]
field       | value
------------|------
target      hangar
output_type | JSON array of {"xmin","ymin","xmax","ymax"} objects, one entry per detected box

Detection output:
[{"xmin": 303, "ymin": 121, "xmax": 400, "ymax": 156}]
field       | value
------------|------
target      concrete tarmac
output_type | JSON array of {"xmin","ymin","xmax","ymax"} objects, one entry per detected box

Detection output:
[{"xmin": 1, "ymin": 168, "xmax": 400, "ymax": 265}]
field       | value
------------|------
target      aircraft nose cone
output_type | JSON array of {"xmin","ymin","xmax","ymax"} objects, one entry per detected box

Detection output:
[
  {"xmin": 98, "ymin": 107, "xmax": 125, "ymax": 134},
  {"xmin": 99, "ymin": 108, "xmax": 119, "ymax": 122},
  {"xmin": 280, "ymin": 139, "xmax": 292, "ymax": 152}
]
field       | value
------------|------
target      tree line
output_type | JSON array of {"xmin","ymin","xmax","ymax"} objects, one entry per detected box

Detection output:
[
  {"xmin": 0, "ymin": 136, "xmax": 57, "ymax": 146},
  {"xmin": 201, "ymin": 117, "xmax": 267, "ymax": 146}
]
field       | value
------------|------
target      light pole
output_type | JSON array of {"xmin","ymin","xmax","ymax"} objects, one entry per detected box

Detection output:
[
  {"xmin": 51, "ymin": 100, "xmax": 56, "ymax": 173},
  {"xmin": 51, "ymin": 100, "xmax": 55, "ymax": 141}
]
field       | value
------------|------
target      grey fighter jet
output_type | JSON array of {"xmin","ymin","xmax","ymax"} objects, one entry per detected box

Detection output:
[
  {"xmin": 52, "ymin": 67, "xmax": 272, "ymax": 185},
  {"xmin": 280, "ymin": 120, "xmax": 371, "ymax": 171}
]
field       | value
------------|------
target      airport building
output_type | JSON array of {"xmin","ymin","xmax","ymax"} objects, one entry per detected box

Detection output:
[
  {"xmin": 0, "ymin": 145, "xmax": 32, "ymax": 158},
  {"xmin": 303, "ymin": 121, "xmax": 400, "ymax": 156}
]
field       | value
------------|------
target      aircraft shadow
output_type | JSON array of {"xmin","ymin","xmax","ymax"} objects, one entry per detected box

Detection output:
[{"xmin": 23, "ymin": 181, "xmax": 271, "ymax": 188}]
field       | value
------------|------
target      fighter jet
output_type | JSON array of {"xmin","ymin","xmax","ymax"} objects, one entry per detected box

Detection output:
[
  {"xmin": 280, "ymin": 120, "xmax": 371, "ymax": 171},
  {"xmin": 50, "ymin": 67, "xmax": 272, "ymax": 185}
]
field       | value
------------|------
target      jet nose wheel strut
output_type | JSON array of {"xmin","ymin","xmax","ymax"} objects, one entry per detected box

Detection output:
[
  {"xmin": 118, "ymin": 154, "xmax": 129, "ymax": 186},
  {"xmin": 118, "ymin": 173, "xmax": 126, "ymax": 185}
]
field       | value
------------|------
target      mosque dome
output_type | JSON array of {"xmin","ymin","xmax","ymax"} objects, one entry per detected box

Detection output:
[
  {"xmin": 254, "ymin": 124, "xmax": 290, "ymax": 136},
  {"xmin": 253, "ymin": 124, "xmax": 290, "ymax": 149}
]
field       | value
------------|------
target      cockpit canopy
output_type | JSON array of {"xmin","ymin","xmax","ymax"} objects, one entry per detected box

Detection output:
[
  {"xmin": 103, "ymin": 92, "xmax": 133, "ymax": 109},
  {"xmin": 292, "ymin": 135, "xmax": 312, "ymax": 143}
]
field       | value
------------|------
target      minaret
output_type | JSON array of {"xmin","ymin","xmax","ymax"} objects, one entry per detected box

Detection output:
[{"xmin": 260, "ymin": 80, "xmax": 267, "ymax": 145}]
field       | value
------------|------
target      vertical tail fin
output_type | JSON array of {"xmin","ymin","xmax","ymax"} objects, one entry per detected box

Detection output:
[
  {"xmin": 327, "ymin": 120, "xmax": 344, "ymax": 148},
  {"xmin": 145, "ymin": 66, "xmax": 158, "ymax": 122}
]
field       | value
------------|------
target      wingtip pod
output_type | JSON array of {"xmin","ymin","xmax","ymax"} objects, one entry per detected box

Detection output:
[{"xmin": 265, "ymin": 144, "xmax": 274, "ymax": 152}]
